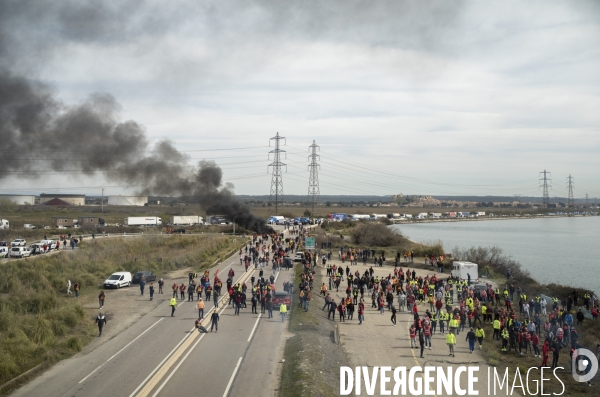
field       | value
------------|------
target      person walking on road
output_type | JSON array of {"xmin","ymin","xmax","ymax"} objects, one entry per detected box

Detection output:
[
  {"xmin": 280, "ymin": 302, "xmax": 288, "ymax": 322},
  {"xmin": 210, "ymin": 311, "xmax": 220, "ymax": 332},
  {"xmin": 358, "ymin": 299, "xmax": 365, "ymax": 325},
  {"xmin": 197, "ymin": 298, "xmax": 204, "ymax": 319},
  {"xmin": 67, "ymin": 280, "xmax": 72, "ymax": 295},
  {"xmin": 446, "ymin": 330, "xmax": 456, "ymax": 357},
  {"xmin": 158, "ymin": 278, "xmax": 164, "ymax": 294},
  {"xmin": 419, "ymin": 330, "xmax": 425, "ymax": 358},
  {"xmin": 170, "ymin": 297, "xmax": 177, "ymax": 317},
  {"xmin": 267, "ymin": 299, "xmax": 274, "ymax": 318},
  {"xmin": 95, "ymin": 312, "xmax": 107, "ymax": 337},
  {"xmin": 139, "ymin": 279, "xmax": 146, "ymax": 296},
  {"xmin": 149, "ymin": 283, "xmax": 154, "ymax": 301},
  {"xmin": 98, "ymin": 291, "xmax": 105, "ymax": 309},
  {"xmin": 74, "ymin": 282, "xmax": 80, "ymax": 298},
  {"xmin": 391, "ymin": 306, "xmax": 397, "ymax": 326},
  {"xmin": 466, "ymin": 327, "xmax": 476, "ymax": 353}
]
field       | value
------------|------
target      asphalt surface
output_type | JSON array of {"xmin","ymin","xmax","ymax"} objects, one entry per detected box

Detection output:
[{"xmin": 10, "ymin": 249, "xmax": 296, "ymax": 397}]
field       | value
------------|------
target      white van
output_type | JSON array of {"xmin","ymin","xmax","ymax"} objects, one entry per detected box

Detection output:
[
  {"xmin": 451, "ymin": 261, "xmax": 479, "ymax": 283},
  {"xmin": 10, "ymin": 246, "xmax": 31, "ymax": 258},
  {"xmin": 0, "ymin": 247, "xmax": 9, "ymax": 258},
  {"xmin": 103, "ymin": 271, "xmax": 132, "ymax": 289},
  {"xmin": 23, "ymin": 224, "xmax": 36, "ymax": 229}
]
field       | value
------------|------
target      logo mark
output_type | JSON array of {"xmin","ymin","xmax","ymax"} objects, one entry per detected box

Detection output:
[{"xmin": 572, "ymin": 348, "xmax": 598, "ymax": 383}]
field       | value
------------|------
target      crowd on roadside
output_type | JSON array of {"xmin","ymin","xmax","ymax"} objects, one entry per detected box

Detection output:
[{"xmin": 313, "ymin": 254, "xmax": 599, "ymax": 386}]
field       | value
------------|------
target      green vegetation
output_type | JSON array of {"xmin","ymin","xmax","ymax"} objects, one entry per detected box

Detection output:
[
  {"xmin": 317, "ymin": 220, "xmax": 445, "ymax": 259},
  {"xmin": 0, "ymin": 234, "xmax": 243, "ymax": 388}
]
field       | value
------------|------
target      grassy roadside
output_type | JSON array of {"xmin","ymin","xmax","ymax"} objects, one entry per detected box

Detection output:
[
  {"xmin": 279, "ymin": 265, "xmax": 343, "ymax": 397},
  {"xmin": 0, "ymin": 234, "xmax": 246, "ymax": 391}
]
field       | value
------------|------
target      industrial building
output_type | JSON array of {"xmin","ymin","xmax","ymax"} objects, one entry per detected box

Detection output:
[
  {"xmin": 52, "ymin": 217, "xmax": 75, "ymax": 227},
  {"xmin": 40, "ymin": 194, "xmax": 85, "ymax": 206},
  {"xmin": 0, "ymin": 194, "xmax": 36, "ymax": 205},
  {"xmin": 108, "ymin": 195, "xmax": 148, "ymax": 206}
]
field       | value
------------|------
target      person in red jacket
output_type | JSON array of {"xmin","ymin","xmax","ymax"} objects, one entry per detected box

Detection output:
[
  {"xmin": 541, "ymin": 340, "xmax": 550, "ymax": 366},
  {"xmin": 358, "ymin": 300, "xmax": 365, "ymax": 324}
]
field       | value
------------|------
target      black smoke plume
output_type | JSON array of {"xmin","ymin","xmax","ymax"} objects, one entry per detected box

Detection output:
[
  {"xmin": 0, "ymin": 72, "xmax": 270, "ymax": 232},
  {"xmin": 0, "ymin": 1, "xmax": 270, "ymax": 233}
]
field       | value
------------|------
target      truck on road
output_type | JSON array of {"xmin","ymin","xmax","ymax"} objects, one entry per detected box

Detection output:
[
  {"xmin": 170, "ymin": 216, "xmax": 203, "ymax": 225},
  {"xmin": 124, "ymin": 217, "xmax": 162, "ymax": 227}
]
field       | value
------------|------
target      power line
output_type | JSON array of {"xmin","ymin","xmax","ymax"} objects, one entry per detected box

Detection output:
[
  {"xmin": 268, "ymin": 133, "xmax": 286, "ymax": 215},
  {"xmin": 539, "ymin": 170, "xmax": 552, "ymax": 205},
  {"xmin": 566, "ymin": 175, "xmax": 575, "ymax": 207},
  {"xmin": 307, "ymin": 140, "xmax": 320, "ymax": 215}
]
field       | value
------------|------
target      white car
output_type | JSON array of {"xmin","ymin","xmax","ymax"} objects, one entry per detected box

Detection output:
[
  {"xmin": 23, "ymin": 224, "xmax": 36, "ymax": 229},
  {"xmin": 10, "ymin": 247, "xmax": 31, "ymax": 258},
  {"xmin": 0, "ymin": 247, "xmax": 9, "ymax": 258},
  {"xmin": 11, "ymin": 239, "xmax": 26, "ymax": 247}
]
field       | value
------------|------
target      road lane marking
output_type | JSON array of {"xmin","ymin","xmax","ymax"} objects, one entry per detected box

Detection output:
[
  {"xmin": 150, "ymin": 334, "xmax": 207, "ymax": 397},
  {"xmin": 127, "ymin": 325, "xmax": 195, "ymax": 397},
  {"xmin": 222, "ymin": 357, "xmax": 243, "ymax": 397},
  {"xmin": 79, "ymin": 318, "xmax": 163, "ymax": 384},
  {"xmin": 247, "ymin": 314, "xmax": 262, "ymax": 342},
  {"xmin": 133, "ymin": 264, "xmax": 255, "ymax": 397}
]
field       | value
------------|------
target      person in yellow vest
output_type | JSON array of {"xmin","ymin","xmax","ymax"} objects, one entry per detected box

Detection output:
[
  {"xmin": 280, "ymin": 302, "xmax": 288, "ymax": 322},
  {"xmin": 481, "ymin": 305, "xmax": 488, "ymax": 323},
  {"xmin": 501, "ymin": 327, "xmax": 509, "ymax": 351},
  {"xmin": 170, "ymin": 297, "xmax": 177, "ymax": 317},
  {"xmin": 493, "ymin": 318, "xmax": 501, "ymax": 340},
  {"xmin": 446, "ymin": 330, "xmax": 456, "ymax": 357},
  {"xmin": 449, "ymin": 315, "xmax": 459, "ymax": 335},
  {"xmin": 476, "ymin": 325, "xmax": 485, "ymax": 349}
]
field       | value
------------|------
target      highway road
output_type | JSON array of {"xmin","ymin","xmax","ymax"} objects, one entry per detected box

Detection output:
[{"xmin": 10, "ymin": 248, "xmax": 296, "ymax": 397}]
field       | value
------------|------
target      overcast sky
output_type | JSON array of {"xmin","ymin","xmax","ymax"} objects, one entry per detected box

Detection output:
[{"xmin": 1, "ymin": 0, "xmax": 599, "ymax": 198}]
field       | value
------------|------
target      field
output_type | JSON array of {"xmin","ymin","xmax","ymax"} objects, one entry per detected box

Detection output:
[
  {"xmin": 0, "ymin": 203, "xmax": 240, "ymax": 242},
  {"xmin": 0, "ymin": 234, "xmax": 242, "ymax": 389}
]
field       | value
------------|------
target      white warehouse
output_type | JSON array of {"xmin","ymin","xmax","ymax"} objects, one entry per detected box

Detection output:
[{"xmin": 108, "ymin": 195, "xmax": 148, "ymax": 206}]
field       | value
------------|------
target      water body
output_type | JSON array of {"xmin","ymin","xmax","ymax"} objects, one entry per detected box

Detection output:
[{"xmin": 390, "ymin": 216, "xmax": 600, "ymax": 294}]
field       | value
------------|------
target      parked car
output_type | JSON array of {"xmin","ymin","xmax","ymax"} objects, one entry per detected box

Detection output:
[
  {"xmin": 0, "ymin": 247, "xmax": 9, "ymax": 258},
  {"xmin": 294, "ymin": 252, "xmax": 305, "ymax": 262},
  {"xmin": 0, "ymin": 241, "xmax": 8, "ymax": 247},
  {"xmin": 23, "ymin": 224, "xmax": 36, "ymax": 229},
  {"xmin": 272, "ymin": 292, "xmax": 291, "ymax": 309},
  {"xmin": 103, "ymin": 272, "xmax": 132, "ymax": 289},
  {"xmin": 10, "ymin": 246, "xmax": 31, "ymax": 258},
  {"xmin": 11, "ymin": 239, "xmax": 26, "ymax": 247},
  {"xmin": 132, "ymin": 271, "xmax": 156, "ymax": 284}
]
